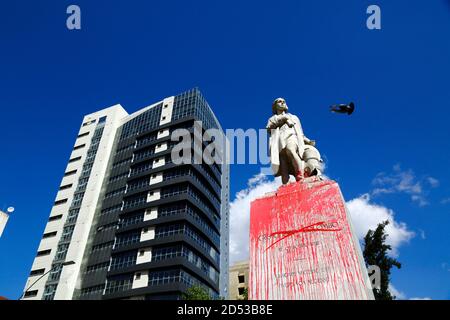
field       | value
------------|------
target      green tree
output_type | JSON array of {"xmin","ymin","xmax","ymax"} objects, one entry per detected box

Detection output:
[
  {"xmin": 182, "ymin": 285, "xmax": 211, "ymax": 300},
  {"xmin": 363, "ymin": 220, "xmax": 402, "ymax": 300},
  {"xmin": 239, "ymin": 288, "xmax": 248, "ymax": 300}
]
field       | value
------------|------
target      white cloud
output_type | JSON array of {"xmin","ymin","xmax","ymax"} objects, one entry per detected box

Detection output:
[
  {"xmin": 411, "ymin": 195, "xmax": 428, "ymax": 207},
  {"xmin": 389, "ymin": 284, "xmax": 432, "ymax": 300},
  {"xmin": 229, "ymin": 174, "xmax": 281, "ymax": 264},
  {"xmin": 389, "ymin": 284, "xmax": 406, "ymax": 300},
  {"xmin": 441, "ymin": 262, "xmax": 450, "ymax": 272},
  {"xmin": 229, "ymin": 174, "xmax": 415, "ymax": 264},
  {"xmin": 418, "ymin": 229, "xmax": 426, "ymax": 240},
  {"xmin": 426, "ymin": 177, "xmax": 439, "ymax": 188},
  {"xmin": 371, "ymin": 165, "xmax": 437, "ymax": 206},
  {"xmin": 346, "ymin": 194, "xmax": 415, "ymax": 257}
]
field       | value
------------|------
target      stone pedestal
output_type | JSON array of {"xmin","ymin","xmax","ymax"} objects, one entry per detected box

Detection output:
[{"xmin": 249, "ymin": 177, "xmax": 374, "ymax": 300}]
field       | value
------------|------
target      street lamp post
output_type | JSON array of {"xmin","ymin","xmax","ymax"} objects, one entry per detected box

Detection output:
[
  {"xmin": 0, "ymin": 207, "xmax": 14, "ymax": 238},
  {"xmin": 20, "ymin": 261, "xmax": 75, "ymax": 300}
]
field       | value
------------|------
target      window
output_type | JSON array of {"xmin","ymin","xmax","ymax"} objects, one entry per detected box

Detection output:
[
  {"xmin": 77, "ymin": 132, "xmax": 90, "ymax": 138},
  {"xmin": 85, "ymin": 262, "xmax": 109, "ymax": 274},
  {"xmin": 37, "ymin": 249, "xmax": 51, "ymax": 257},
  {"xmin": 59, "ymin": 184, "xmax": 72, "ymax": 191},
  {"xmin": 64, "ymin": 170, "xmax": 77, "ymax": 177},
  {"xmin": 99, "ymin": 116, "xmax": 107, "ymax": 123},
  {"xmin": 49, "ymin": 215, "xmax": 63, "ymax": 222},
  {"xmin": 162, "ymin": 116, "xmax": 166, "ymax": 120},
  {"xmin": 238, "ymin": 275, "xmax": 245, "ymax": 284},
  {"xmin": 164, "ymin": 104, "xmax": 168, "ymax": 109},
  {"xmin": 135, "ymin": 273, "xmax": 141, "ymax": 280},
  {"xmin": 54, "ymin": 243, "xmax": 69, "ymax": 260},
  {"xmin": 60, "ymin": 225, "xmax": 75, "ymax": 242},
  {"xmin": 139, "ymin": 250, "xmax": 145, "ymax": 256},
  {"xmin": 30, "ymin": 269, "xmax": 45, "ymax": 276},
  {"xmin": 79, "ymin": 284, "xmax": 105, "ymax": 297},
  {"xmin": 42, "ymin": 284, "xmax": 57, "ymax": 300},
  {"xmin": 238, "ymin": 287, "xmax": 245, "ymax": 296},
  {"xmin": 91, "ymin": 241, "xmax": 114, "ymax": 253},
  {"xmin": 69, "ymin": 156, "xmax": 82, "ymax": 163},
  {"xmin": 54, "ymin": 199, "xmax": 68, "ymax": 206},
  {"xmin": 43, "ymin": 231, "xmax": 57, "ymax": 239},
  {"xmin": 73, "ymin": 144, "xmax": 86, "ymax": 151},
  {"xmin": 24, "ymin": 290, "xmax": 38, "ymax": 298},
  {"xmin": 143, "ymin": 228, "xmax": 148, "ymax": 233},
  {"xmin": 82, "ymin": 119, "xmax": 96, "ymax": 127},
  {"xmin": 149, "ymin": 192, "xmax": 154, "ymax": 196}
]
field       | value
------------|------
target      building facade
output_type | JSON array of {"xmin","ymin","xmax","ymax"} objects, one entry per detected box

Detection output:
[
  {"xmin": 229, "ymin": 261, "xmax": 249, "ymax": 300},
  {"xmin": 22, "ymin": 88, "xmax": 229, "ymax": 300}
]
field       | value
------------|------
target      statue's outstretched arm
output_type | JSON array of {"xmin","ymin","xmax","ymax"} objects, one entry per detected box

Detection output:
[
  {"xmin": 304, "ymin": 136, "xmax": 316, "ymax": 146},
  {"xmin": 266, "ymin": 115, "xmax": 287, "ymax": 130}
]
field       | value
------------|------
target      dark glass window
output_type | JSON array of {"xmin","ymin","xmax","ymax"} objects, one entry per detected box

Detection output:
[
  {"xmin": 73, "ymin": 144, "xmax": 86, "ymax": 150},
  {"xmin": 24, "ymin": 290, "xmax": 38, "ymax": 298},
  {"xmin": 49, "ymin": 215, "xmax": 63, "ymax": 222},
  {"xmin": 82, "ymin": 119, "xmax": 96, "ymax": 127},
  {"xmin": 77, "ymin": 132, "xmax": 90, "ymax": 138},
  {"xmin": 59, "ymin": 184, "xmax": 72, "ymax": 191},
  {"xmin": 64, "ymin": 170, "xmax": 77, "ymax": 177},
  {"xmin": 43, "ymin": 231, "xmax": 57, "ymax": 239},
  {"xmin": 54, "ymin": 199, "xmax": 68, "ymax": 206},
  {"xmin": 30, "ymin": 269, "xmax": 46, "ymax": 276},
  {"xmin": 37, "ymin": 249, "xmax": 51, "ymax": 257},
  {"xmin": 69, "ymin": 156, "xmax": 82, "ymax": 163}
]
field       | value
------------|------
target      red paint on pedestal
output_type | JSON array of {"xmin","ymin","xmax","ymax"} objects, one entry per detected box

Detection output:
[{"xmin": 249, "ymin": 177, "xmax": 372, "ymax": 300}]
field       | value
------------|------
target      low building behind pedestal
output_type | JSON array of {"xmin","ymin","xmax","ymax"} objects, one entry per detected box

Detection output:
[{"xmin": 229, "ymin": 261, "xmax": 249, "ymax": 300}]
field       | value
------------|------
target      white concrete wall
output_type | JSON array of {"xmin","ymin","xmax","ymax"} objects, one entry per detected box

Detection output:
[
  {"xmin": 154, "ymin": 142, "xmax": 168, "ymax": 154},
  {"xmin": 23, "ymin": 120, "xmax": 98, "ymax": 300},
  {"xmin": 157, "ymin": 128, "xmax": 170, "ymax": 139},
  {"xmin": 132, "ymin": 271, "xmax": 149, "ymax": 289},
  {"xmin": 55, "ymin": 105, "xmax": 128, "ymax": 300},
  {"xmin": 149, "ymin": 172, "xmax": 163, "ymax": 185},
  {"xmin": 144, "ymin": 207, "xmax": 158, "ymax": 221},
  {"xmin": 146, "ymin": 189, "xmax": 161, "ymax": 202},
  {"xmin": 136, "ymin": 247, "xmax": 152, "ymax": 264},
  {"xmin": 23, "ymin": 105, "xmax": 128, "ymax": 300},
  {"xmin": 152, "ymin": 157, "xmax": 165, "ymax": 169},
  {"xmin": 159, "ymin": 97, "xmax": 174, "ymax": 126},
  {"xmin": 140, "ymin": 227, "xmax": 155, "ymax": 242}
]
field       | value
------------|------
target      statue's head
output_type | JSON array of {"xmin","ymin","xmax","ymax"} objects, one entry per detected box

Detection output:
[{"xmin": 272, "ymin": 98, "xmax": 288, "ymax": 114}]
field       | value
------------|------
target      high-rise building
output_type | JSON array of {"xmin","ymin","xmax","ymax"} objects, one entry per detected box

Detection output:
[{"xmin": 22, "ymin": 88, "xmax": 229, "ymax": 300}]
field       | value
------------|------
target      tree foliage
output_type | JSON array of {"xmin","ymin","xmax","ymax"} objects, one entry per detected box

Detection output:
[
  {"xmin": 363, "ymin": 220, "xmax": 402, "ymax": 300},
  {"xmin": 239, "ymin": 288, "xmax": 249, "ymax": 300},
  {"xmin": 182, "ymin": 285, "xmax": 212, "ymax": 300}
]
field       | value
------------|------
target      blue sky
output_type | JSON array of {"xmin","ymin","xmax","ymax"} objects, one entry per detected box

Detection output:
[{"xmin": 0, "ymin": 0, "xmax": 449, "ymax": 299}]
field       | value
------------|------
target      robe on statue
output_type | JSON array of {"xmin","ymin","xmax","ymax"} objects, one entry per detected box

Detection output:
[{"xmin": 267, "ymin": 113, "xmax": 305, "ymax": 177}]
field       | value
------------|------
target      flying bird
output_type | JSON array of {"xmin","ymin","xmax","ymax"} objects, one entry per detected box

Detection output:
[{"xmin": 330, "ymin": 102, "xmax": 355, "ymax": 115}]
